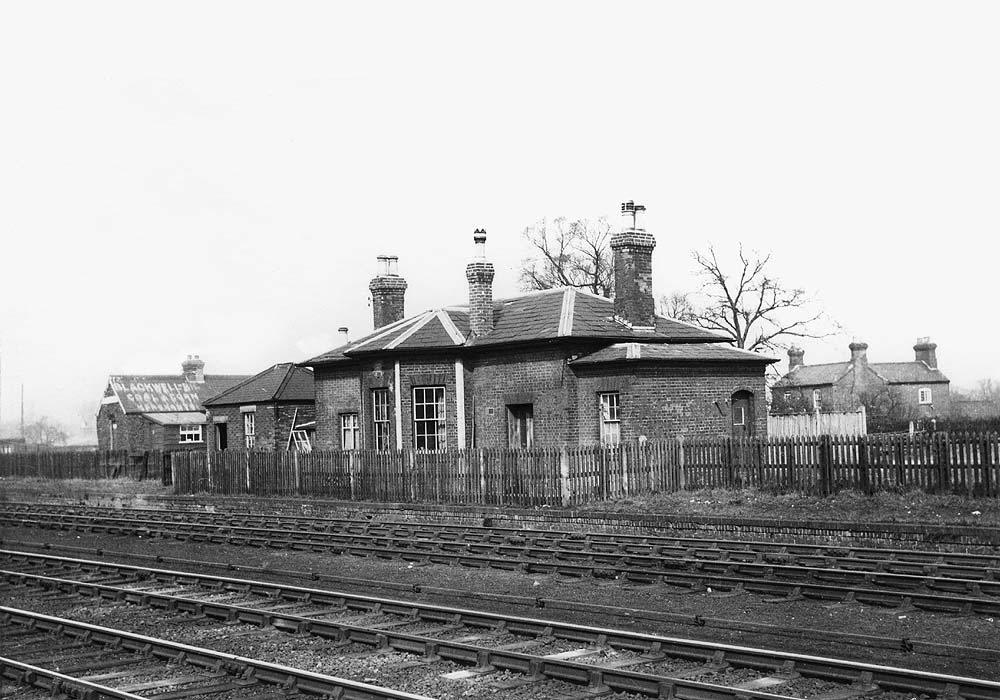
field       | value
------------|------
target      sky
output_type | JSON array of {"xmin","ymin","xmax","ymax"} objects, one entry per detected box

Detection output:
[{"xmin": 1, "ymin": 2, "xmax": 998, "ymax": 443}]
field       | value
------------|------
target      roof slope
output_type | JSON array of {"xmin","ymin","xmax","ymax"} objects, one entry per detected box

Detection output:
[
  {"xmin": 571, "ymin": 342, "xmax": 777, "ymax": 365},
  {"xmin": 774, "ymin": 361, "xmax": 949, "ymax": 387},
  {"xmin": 203, "ymin": 363, "xmax": 315, "ymax": 406},
  {"xmin": 305, "ymin": 288, "xmax": 728, "ymax": 366},
  {"xmin": 109, "ymin": 375, "xmax": 250, "ymax": 414}
]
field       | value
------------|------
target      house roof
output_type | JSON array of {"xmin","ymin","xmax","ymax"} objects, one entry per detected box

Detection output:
[
  {"xmin": 570, "ymin": 342, "xmax": 777, "ymax": 365},
  {"xmin": 305, "ymin": 287, "xmax": 729, "ymax": 366},
  {"xmin": 203, "ymin": 363, "xmax": 315, "ymax": 407},
  {"xmin": 774, "ymin": 361, "xmax": 949, "ymax": 388},
  {"xmin": 142, "ymin": 412, "xmax": 207, "ymax": 426},
  {"xmin": 107, "ymin": 375, "xmax": 250, "ymax": 414}
]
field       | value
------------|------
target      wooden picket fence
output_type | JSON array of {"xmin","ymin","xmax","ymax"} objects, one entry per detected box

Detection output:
[
  {"xmin": 0, "ymin": 450, "xmax": 167, "ymax": 481},
  {"xmin": 165, "ymin": 432, "xmax": 1000, "ymax": 504}
]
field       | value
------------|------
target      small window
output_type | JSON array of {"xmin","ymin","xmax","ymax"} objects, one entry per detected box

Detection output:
[
  {"xmin": 918, "ymin": 388, "xmax": 933, "ymax": 405},
  {"xmin": 733, "ymin": 406, "xmax": 745, "ymax": 426},
  {"xmin": 783, "ymin": 391, "xmax": 791, "ymax": 402},
  {"xmin": 291, "ymin": 430, "xmax": 312, "ymax": 452},
  {"xmin": 413, "ymin": 386, "xmax": 446, "ymax": 450},
  {"xmin": 109, "ymin": 420, "xmax": 117, "ymax": 450},
  {"xmin": 341, "ymin": 413, "xmax": 360, "ymax": 450},
  {"xmin": 244, "ymin": 412, "xmax": 255, "ymax": 448},
  {"xmin": 812, "ymin": 389, "xmax": 822, "ymax": 410},
  {"xmin": 372, "ymin": 389, "xmax": 391, "ymax": 450},
  {"xmin": 179, "ymin": 424, "xmax": 203, "ymax": 443},
  {"xmin": 599, "ymin": 392, "xmax": 621, "ymax": 446}
]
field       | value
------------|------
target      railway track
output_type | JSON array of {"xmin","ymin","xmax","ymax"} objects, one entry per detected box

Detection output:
[
  {"xmin": 8, "ymin": 502, "xmax": 1000, "ymax": 572},
  {"xmin": 4, "ymin": 504, "xmax": 1000, "ymax": 615},
  {"xmin": 3, "ymin": 551, "xmax": 999, "ymax": 700},
  {"xmin": 1, "ymin": 607, "xmax": 432, "ymax": 700}
]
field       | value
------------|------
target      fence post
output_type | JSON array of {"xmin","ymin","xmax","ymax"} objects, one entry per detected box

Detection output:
[
  {"xmin": 677, "ymin": 436, "xmax": 686, "ymax": 490},
  {"xmin": 858, "ymin": 435, "xmax": 871, "ymax": 495},
  {"xmin": 819, "ymin": 434, "xmax": 833, "ymax": 496},
  {"xmin": 293, "ymin": 449, "xmax": 301, "ymax": 494},
  {"xmin": 620, "ymin": 443, "xmax": 629, "ymax": 497},
  {"xmin": 725, "ymin": 438, "xmax": 735, "ymax": 488},
  {"xmin": 560, "ymin": 446, "xmax": 571, "ymax": 507}
]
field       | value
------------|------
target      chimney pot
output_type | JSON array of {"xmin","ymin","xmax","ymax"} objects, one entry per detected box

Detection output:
[
  {"xmin": 849, "ymin": 341, "xmax": 869, "ymax": 364},
  {"xmin": 181, "ymin": 354, "xmax": 206, "ymax": 383},
  {"xmin": 369, "ymin": 255, "xmax": 407, "ymax": 329},
  {"xmin": 338, "ymin": 327, "xmax": 350, "ymax": 343}
]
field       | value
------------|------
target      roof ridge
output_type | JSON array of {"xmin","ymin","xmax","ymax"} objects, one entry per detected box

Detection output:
[
  {"xmin": 272, "ymin": 363, "xmax": 298, "ymax": 400},
  {"xmin": 385, "ymin": 312, "xmax": 437, "ymax": 350},
  {"xmin": 437, "ymin": 309, "xmax": 467, "ymax": 345},
  {"xmin": 204, "ymin": 365, "xmax": 281, "ymax": 405},
  {"xmin": 557, "ymin": 288, "xmax": 575, "ymax": 336}
]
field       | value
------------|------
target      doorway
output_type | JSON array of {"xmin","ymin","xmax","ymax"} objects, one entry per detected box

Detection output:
[
  {"xmin": 215, "ymin": 423, "xmax": 228, "ymax": 450},
  {"xmin": 507, "ymin": 404, "xmax": 534, "ymax": 448},
  {"xmin": 731, "ymin": 391, "xmax": 754, "ymax": 438}
]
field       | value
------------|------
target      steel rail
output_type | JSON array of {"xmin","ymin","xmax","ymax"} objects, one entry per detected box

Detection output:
[
  {"xmin": 5, "ymin": 512, "xmax": 1000, "ymax": 614},
  {"xmin": 7, "ymin": 543, "xmax": 993, "ymax": 664},
  {"xmin": 6, "ymin": 502, "xmax": 998, "ymax": 570},
  {"xmin": 3, "ymin": 556, "xmax": 1000, "ymax": 700},
  {"xmin": 1, "ymin": 606, "xmax": 435, "ymax": 700},
  {"xmin": 0, "ymin": 657, "xmax": 147, "ymax": 700}
]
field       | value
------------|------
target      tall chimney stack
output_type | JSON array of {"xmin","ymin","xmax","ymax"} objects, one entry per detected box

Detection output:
[
  {"xmin": 182, "ymin": 354, "xmax": 205, "ymax": 383},
  {"xmin": 466, "ymin": 229, "xmax": 495, "ymax": 337},
  {"xmin": 787, "ymin": 346, "xmax": 805, "ymax": 371},
  {"xmin": 914, "ymin": 337, "xmax": 938, "ymax": 368},
  {"xmin": 369, "ymin": 255, "xmax": 407, "ymax": 330},
  {"xmin": 848, "ymin": 341, "xmax": 868, "ymax": 365},
  {"xmin": 611, "ymin": 201, "xmax": 656, "ymax": 329}
]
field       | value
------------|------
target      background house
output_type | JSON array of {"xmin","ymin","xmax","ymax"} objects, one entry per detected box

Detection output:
[
  {"xmin": 95, "ymin": 356, "xmax": 249, "ymax": 453},
  {"xmin": 770, "ymin": 339, "xmax": 950, "ymax": 431},
  {"xmin": 202, "ymin": 363, "xmax": 315, "ymax": 451},
  {"xmin": 304, "ymin": 203, "xmax": 777, "ymax": 451}
]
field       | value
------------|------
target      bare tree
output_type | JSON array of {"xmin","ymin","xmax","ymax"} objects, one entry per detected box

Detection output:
[
  {"xmin": 23, "ymin": 417, "xmax": 69, "ymax": 447},
  {"xmin": 519, "ymin": 217, "xmax": 613, "ymax": 297},
  {"xmin": 675, "ymin": 245, "xmax": 833, "ymax": 353},
  {"xmin": 658, "ymin": 291, "xmax": 699, "ymax": 323}
]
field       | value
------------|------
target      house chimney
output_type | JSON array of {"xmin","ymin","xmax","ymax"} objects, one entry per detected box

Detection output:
[
  {"xmin": 182, "ymin": 354, "xmax": 205, "ymax": 383},
  {"xmin": 914, "ymin": 337, "xmax": 938, "ymax": 368},
  {"xmin": 611, "ymin": 201, "xmax": 656, "ymax": 329},
  {"xmin": 466, "ymin": 229, "xmax": 495, "ymax": 337},
  {"xmin": 849, "ymin": 341, "xmax": 868, "ymax": 365},
  {"xmin": 338, "ymin": 327, "xmax": 350, "ymax": 344},
  {"xmin": 787, "ymin": 346, "xmax": 805, "ymax": 371},
  {"xmin": 369, "ymin": 255, "xmax": 407, "ymax": 330}
]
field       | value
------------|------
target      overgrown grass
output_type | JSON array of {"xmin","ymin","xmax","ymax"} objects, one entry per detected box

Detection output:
[{"xmin": 584, "ymin": 488, "xmax": 1000, "ymax": 526}]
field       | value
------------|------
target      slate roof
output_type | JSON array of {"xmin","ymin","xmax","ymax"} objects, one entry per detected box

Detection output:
[
  {"xmin": 203, "ymin": 363, "xmax": 315, "ymax": 407},
  {"xmin": 774, "ymin": 361, "xmax": 949, "ymax": 388},
  {"xmin": 108, "ymin": 375, "xmax": 250, "ymax": 414},
  {"xmin": 305, "ymin": 288, "xmax": 728, "ymax": 366},
  {"xmin": 570, "ymin": 342, "xmax": 777, "ymax": 365}
]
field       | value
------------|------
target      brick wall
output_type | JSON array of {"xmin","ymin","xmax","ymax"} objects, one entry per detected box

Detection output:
[
  {"xmin": 466, "ymin": 347, "xmax": 572, "ymax": 448},
  {"xmin": 575, "ymin": 362, "xmax": 768, "ymax": 442},
  {"xmin": 313, "ymin": 366, "xmax": 362, "ymax": 450}
]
